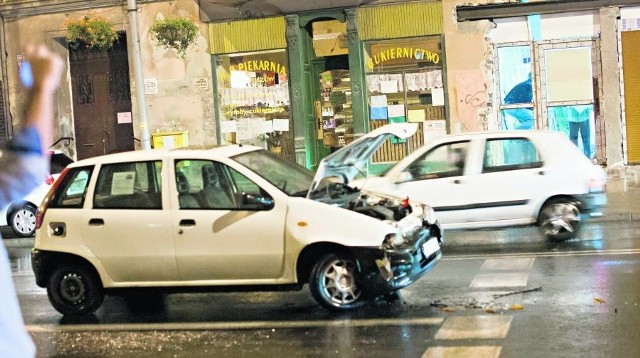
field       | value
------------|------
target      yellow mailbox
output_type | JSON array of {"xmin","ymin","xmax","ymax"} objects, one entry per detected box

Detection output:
[{"xmin": 151, "ymin": 131, "xmax": 189, "ymax": 149}]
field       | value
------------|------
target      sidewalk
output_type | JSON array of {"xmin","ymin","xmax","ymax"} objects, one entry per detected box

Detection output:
[
  {"xmin": 597, "ymin": 182, "xmax": 640, "ymax": 223},
  {"xmin": 599, "ymin": 165, "xmax": 640, "ymax": 223}
]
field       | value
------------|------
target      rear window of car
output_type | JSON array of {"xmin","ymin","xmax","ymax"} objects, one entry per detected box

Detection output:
[
  {"xmin": 93, "ymin": 161, "xmax": 163, "ymax": 210},
  {"xmin": 49, "ymin": 166, "xmax": 93, "ymax": 208},
  {"xmin": 482, "ymin": 137, "xmax": 542, "ymax": 173}
]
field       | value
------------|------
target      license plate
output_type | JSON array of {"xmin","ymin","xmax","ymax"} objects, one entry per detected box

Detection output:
[{"xmin": 422, "ymin": 239, "xmax": 440, "ymax": 257}]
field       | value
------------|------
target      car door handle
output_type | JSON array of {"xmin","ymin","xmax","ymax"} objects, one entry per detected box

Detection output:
[
  {"xmin": 179, "ymin": 219, "xmax": 196, "ymax": 227},
  {"xmin": 88, "ymin": 218, "xmax": 104, "ymax": 226}
]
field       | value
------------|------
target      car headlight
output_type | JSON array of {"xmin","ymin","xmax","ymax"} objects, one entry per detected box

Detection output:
[
  {"xmin": 422, "ymin": 205, "xmax": 437, "ymax": 225},
  {"xmin": 384, "ymin": 232, "xmax": 406, "ymax": 248}
]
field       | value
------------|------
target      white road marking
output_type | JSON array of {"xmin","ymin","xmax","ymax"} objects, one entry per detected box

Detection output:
[
  {"xmin": 26, "ymin": 317, "xmax": 444, "ymax": 333},
  {"xmin": 434, "ymin": 315, "xmax": 512, "ymax": 340},
  {"xmin": 470, "ymin": 272, "xmax": 529, "ymax": 288},
  {"xmin": 443, "ymin": 248, "xmax": 640, "ymax": 260},
  {"xmin": 422, "ymin": 346, "xmax": 502, "ymax": 358},
  {"xmin": 480, "ymin": 258, "xmax": 535, "ymax": 271}
]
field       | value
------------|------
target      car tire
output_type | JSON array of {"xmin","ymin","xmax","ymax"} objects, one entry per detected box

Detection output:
[
  {"xmin": 47, "ymin": 264, "xmax": 104, "ymax": 315},
  {"xmin": 9, "ymin": 204, "xmax": 36, "ymax": 237},
  {"xmin": 538, "ymin": 199, "xmax": 581, "ymax": 241},
  {"xmin": 309, "ymin": 253, "xmax": 366, "ymax": 311}
]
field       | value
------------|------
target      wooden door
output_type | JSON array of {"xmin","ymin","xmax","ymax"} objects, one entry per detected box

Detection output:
[{"xmin": 69, "ymin": 33, "xmax": 134, "ymax": 160}]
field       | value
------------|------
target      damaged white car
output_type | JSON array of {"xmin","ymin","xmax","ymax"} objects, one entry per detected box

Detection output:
[{"xmin": 32, "ymin": 123, "xmax": 442, "ymax": 315}]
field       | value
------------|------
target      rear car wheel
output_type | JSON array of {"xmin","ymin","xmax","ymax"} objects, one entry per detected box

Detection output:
[
  {"xmin": 9, "ymin": 205, "xmax": 36, "ymax": 237},
  {"xmin": 47, "ymin": 264, "xmax": 104, "ymax": 315},
  {"xmin": 538, "ymin": 199, "xmax": 581, "ymax": 241},
  {"xmin": 309, "ymin": 253, "xmax": 366, "ymax": 311}
]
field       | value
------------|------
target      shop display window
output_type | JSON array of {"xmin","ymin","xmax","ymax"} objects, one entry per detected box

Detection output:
[
  {"xmin": 216, "ymin": 49, "xmax": 290, "ymax": 154},
  {"xmin": 364, "ymin": 36, "xmax": 446, "ymax": 164}
]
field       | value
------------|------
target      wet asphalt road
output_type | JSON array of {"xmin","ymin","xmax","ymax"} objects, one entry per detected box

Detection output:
[{"xmin": 4, "ymin": 222, "xmax": 640, "ymax": 357}]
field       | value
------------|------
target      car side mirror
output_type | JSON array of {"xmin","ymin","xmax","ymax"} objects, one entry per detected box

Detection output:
[{"xmin": 242, "ymin": 193, "xmax": 274, "ymax": 210}]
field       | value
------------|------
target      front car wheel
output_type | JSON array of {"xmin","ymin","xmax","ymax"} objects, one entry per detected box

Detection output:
[
  {"xmin": 538, "ymin": 199, "xmax": 581, "ymax": 241},
  {"xmin": 309, "ymin": 253, "xmax": 366, "ymax": 311},
  {"xmin": 47, "ymin": 264, "xmax": 104, "ymax": 315}
]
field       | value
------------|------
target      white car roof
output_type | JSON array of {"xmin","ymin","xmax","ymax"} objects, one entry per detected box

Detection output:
[
  {"xmin": 68, "ymin": 144, "xmax": 263, "ymax": 167},
  {"xmin": 430, "ymin": 130, "xmax": 566, "ymax": 143}
]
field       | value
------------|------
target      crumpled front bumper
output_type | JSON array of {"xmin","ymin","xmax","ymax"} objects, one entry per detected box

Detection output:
[{"xmin": 355, "ymin": 222, "xmax": 443, "ymax": 296}]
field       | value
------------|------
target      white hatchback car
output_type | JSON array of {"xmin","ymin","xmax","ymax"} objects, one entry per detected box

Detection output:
[
  {"xmin": 356, "ymin": 131, "xmax": 607, "ymax": 240},
  {"xmin": 31, "ymin": 123, "xmax": 443, "ymax": 315},
  {"xmin": 0, "ymin": 150, "xmax": 73, "ymax": 237}
]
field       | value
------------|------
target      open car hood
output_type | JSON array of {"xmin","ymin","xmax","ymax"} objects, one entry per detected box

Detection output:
[{"xmin": 309, "ymin": 122, "xmax": 418, "ymax": 194}]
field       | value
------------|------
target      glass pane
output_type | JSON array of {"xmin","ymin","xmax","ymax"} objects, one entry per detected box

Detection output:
[
  {"xmin": 548, "ymin": 104, "xmax": 595, "ymax": 158},
  {"xmin": 483, "ymin": 138, "xmax": 541, "ymax": 173},
  {"xmin": 545, "ymin": 47, "xmax": 593, "ymax": 102},
  {"xmin": 403, "ymin": 141, "xmax": 470, "ymax": 179},
  {"xmin": 498, "ymin": 46, "xmax": 533, "ymax": 105},
  {"xmin": 216, "ymin": 49, "xmax": 290, "ymax": 155},
  {"xmin": 501, "ymin": 108, "xmax": 535, "ymax": 130},
  {"xmin": 320, "ymin": 70, "xmax": 353, "ymax": 148}
]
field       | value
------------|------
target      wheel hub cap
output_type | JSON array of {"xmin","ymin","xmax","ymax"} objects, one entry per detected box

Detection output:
[
  {"xmin": 321, "ymin": 260, "xmax": 361, "ymax": 305},
  {"xmin": 14, "ymin": 209, "xmax": 35, "ymax": 234},
  {"xmin": 542, "ymin": 203, "xmax": 580, "ymax": 235}
]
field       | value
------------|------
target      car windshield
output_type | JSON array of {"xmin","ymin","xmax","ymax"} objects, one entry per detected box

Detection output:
[{"xmin": 233, "ymin": 150, "xmax": 313, "ymax": 197}]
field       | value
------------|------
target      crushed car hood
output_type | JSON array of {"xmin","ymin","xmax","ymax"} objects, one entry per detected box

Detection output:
[{"xmin": 309, "ymin": 122, "xmax": 418, "ymax": 194}]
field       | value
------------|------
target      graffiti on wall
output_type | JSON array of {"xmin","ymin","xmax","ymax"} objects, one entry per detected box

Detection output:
[{"xmin": 450, "ymin": 70, "xmax": 487, "ymax": 132}]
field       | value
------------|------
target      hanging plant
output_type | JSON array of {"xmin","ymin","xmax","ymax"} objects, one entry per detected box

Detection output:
[
  {"xmin": 64, "ymin": 15, "xmax": 119, "ymax": 51},
  {"xmin": 149, "ymin": 17, "xmax": 199, "ymax": 58}
]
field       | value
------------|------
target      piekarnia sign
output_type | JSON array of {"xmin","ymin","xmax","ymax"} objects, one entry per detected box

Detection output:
[{"xmin": 367, "ymin": 47, "xmax": 440, "ymax": 70}]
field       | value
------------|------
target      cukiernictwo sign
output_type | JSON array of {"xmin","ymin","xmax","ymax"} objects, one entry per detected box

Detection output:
[{"xmin": 367, "ymin": 47, "xmax": 440, "ymax": 70}]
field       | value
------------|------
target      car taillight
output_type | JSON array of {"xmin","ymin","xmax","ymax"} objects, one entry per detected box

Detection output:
[
  {"xmin": 36, "ymin": 167, "xmax": 69, "ymax": 230},
  {"xmin": 45, "ymin": 174, "xmax": 55, "ymax": 185},
  {"xmin": 588, "ymin": 178, "xmax": 606, "ymax": 193}
]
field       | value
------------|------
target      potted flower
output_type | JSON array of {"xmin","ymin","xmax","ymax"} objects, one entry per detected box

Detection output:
[
  {"xmin": 64, "ymin": 15, "xmax": 119, "ymax": 51},
  {"xmin": 149, "ymin": 17, "xmax": 199, "ymax": 58}
]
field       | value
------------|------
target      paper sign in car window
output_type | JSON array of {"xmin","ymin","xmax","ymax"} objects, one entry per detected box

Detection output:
[{"xmin": 111, "ymin": 171, "xmax": 136, "ymax": 195}]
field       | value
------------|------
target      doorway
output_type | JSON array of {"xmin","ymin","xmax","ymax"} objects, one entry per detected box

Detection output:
[
  {"xmin": 69, "ymin": 33, "xmax": 134, "ymax": 160},
  {"xmin": 308, "ymin": 19, "xmax": 351, "ymax": 165}
]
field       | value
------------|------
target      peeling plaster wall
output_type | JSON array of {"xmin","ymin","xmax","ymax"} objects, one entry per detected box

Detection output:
[
  {"xmin": 443, "ymin": 0, "xmax": 493, "ymax": 134},
  {"xmin": 4, "ymin": 0, "xmax": 213, "ymax": 158}
]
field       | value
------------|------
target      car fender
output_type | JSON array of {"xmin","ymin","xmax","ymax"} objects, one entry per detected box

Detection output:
[{"xmin": 285, "ymin": 197, "xmax": 395, "ymax": 248}]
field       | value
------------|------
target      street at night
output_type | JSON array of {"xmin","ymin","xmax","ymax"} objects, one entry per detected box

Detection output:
[{"xmin": 6, "ymin": 221, "xmax": 640, "ymax": 357}]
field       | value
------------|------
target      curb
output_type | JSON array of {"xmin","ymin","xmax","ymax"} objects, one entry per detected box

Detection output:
[{"xmin": 590, "ymin": 212, "xmax": 640, "ymax": 223}]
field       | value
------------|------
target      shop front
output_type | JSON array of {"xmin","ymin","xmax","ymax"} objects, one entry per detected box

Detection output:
[{"xmin": 208, "ymin": 1, "xmax": 445, "ymax": 171}]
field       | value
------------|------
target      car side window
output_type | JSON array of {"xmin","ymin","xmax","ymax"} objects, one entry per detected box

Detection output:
[
  {"xmin": 404, "ymin": 141, "xmax": 470, "ymax": 180},
  {"xmin": 93, "ymin": 161, "xmax": 163, "ymax": 209},
  {"xmin": 49, "ymin": 167, "xmax": 93, "ymax": 208},
  {"xmin": 482, "ymin": 138, "xmax": 542, "ymax": 173},
  {"xmin": 175, "ymin": 159, "xmax": 272, "ymax": 210}
]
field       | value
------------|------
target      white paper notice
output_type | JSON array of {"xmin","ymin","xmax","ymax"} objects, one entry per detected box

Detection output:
[
  {"xmin": 432, "ymin": 88, "xmax": 445, "ymax": 106},
  {"xmin": 261, "ymin": 120, "xmax": 274, "ymax": 133},
  {"xmin": 236, "ymin": 119, "xmax": 253, "ymax": 141},
  {"xmin": 423, "ymin": 119, "xmax": 447, "ymax": 143},
  {"xmin": 111, "ymin": 172, "xmax": 135, "ymax": 195},
  {"xmin": 220, "ymin": 121, "xmax": 237, "ymax": 133},
  {"xmin": 273, "ymin": 118, "xmax": 290, "ymax": 132},
  {"xmin": 117, "ymin": 112, "xmax": 132, "ymax": 124},
  {"xmin": 144, "ymin": 78, "xmax": 158, "ymax": 94},
  {"xmin": 380, "ymin": 80, "xmax": 399, "ymax": 94},
  {"xmin": 370, "ymin": 95, "xmax": 387, "ymax": 107},
  {"xmin": 388, "ymin": 104, "xmax": 405, "ymax": 118},
  {"xmin": 162, "ymin": 136, "xmax": 175, "ymax": 149}
]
